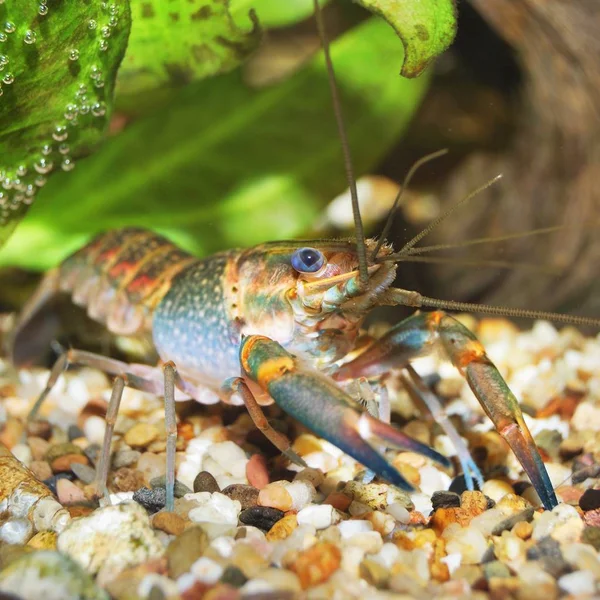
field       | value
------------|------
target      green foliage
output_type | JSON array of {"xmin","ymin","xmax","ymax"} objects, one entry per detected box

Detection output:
[
  {"xmin": 355, "ymin": 0, "xmax": 457, "ymax": 77},
  {"xmin": 0, "ymin": 1, "xmax": 131, "ymax": 243},
  {"xmin": 0, "ymin": 0, "xmax": 459, "ymax": 267},
  {"xmin": 0, "ymin": 17, "xmax": 430, "ymax": 270},
  {"xmin": 117, "ymin": 0, "xmax": 260, "ymax": 102}
]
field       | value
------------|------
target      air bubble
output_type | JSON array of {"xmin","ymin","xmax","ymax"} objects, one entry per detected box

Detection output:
[
  {"xmin": 109, "ymin": 4, "xmax": 118, "ymax": 15},
  {"xmin": 58, "ymin": 143, "xmax": 70, "ymax": 155},
  {"xmin": 0, "ymin": 33, "xmax": 7, "ymax": 43},
  {"xmin": 4, "ymin": 22, "xmax": 15, "ymax": 34},
  {"xmin": 68, "ymin": 48, "xmax": 79, "ymax": 61},
  {"xmin": 2, "ymin": 72, "xmax": 14, "ymax": 85},
  {"xmin": 38, "ymin": 5, "xmax": 49, "ymax": 16},
  {"xmin": 23, "ymin": 30, "xmax": 37, "ymax": 45},
  {"xmin": 94, "ymin": 78, "xmax": 105, "ymax": 88},
  {"xmin": 41, "ymin": 144, "xmax": 52, "ymax": 156},
  {"xmin": 52, "ymin": 125, "xmax": 68, "ymax": 141},
  {"xmin": 34, "ymin": 175, "xmax": 47, "ymax": 187},
  {"xmin": 34, "ymin": 158, "xmax": 53, "ymax": 174},
  {"xmin": 64, "ymin": 103, "xmax": 78, "ymax": 121},
  {"xmin": 88, "ymin": 19, "xmax": 97, "ymax": 30},
  {"xmin": 0, "ymin": 86, "xmax": 3, "ymax": 97},
  {"xmin": 0, "ymin": 55, "xmax": 8, "ymax": 66},
  {"xmin": 2, "ymin": 177, "xmax": 11, "ymax": 190},
  {"xmin": 25, "ymin": 184, "xmax": 35, "ymax": 196},
  {"xmin": 101, "ymin": 26, "xmax": 110, "ymax": 38},
  {"xmin": 16, "ymin": 165, "xmax": 27, "ymax": 176},
  {"xmin": 91, "ymin": 101, "xmax": 106, "ymax": 117},
  {"xmin": 99, "ymin": 40, "xmax": 108, "ymax": 52},
  {"xmin": 79, "ymin": 103, "xmax": 90, "ymax": 115},
  {"xmin": 109, "ymin": 16, "xmax": 118, "ymax": 27},
  {"xmin": 61, "ymin": 158, "xmax": 75, "ymax": 171},
  {"xmin": 90, "ymin": 65, "xmax": 101, "ymax": 79}
]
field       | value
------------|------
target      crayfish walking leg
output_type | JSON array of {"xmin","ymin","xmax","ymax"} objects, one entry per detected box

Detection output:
[{"xmin": 332, "ymin": 311, "xmax": 558, "ymax": 510}]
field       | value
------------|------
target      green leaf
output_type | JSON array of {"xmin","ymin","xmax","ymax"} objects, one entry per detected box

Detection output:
[
  {"xmin": 0, "ymin": 0, "xmax": 131, "ymax": 245},
  {"xmin": 115, "ymin": 0, "xmax": 260, "ymax": 103},
  {"xmin": 354, "ymin": 0, "xmax": 457, "ymax": 77},
  {"xmin": 230, "ymin": 0, "xmax": 330, "ymax": 29},
  {"xmin": 0, "ymin": 17, "xmax": 430, "ymax": 270}
]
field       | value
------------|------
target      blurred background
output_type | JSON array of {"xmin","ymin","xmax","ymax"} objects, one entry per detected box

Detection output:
[{"xmin": 0, "ymin": 0, "xmax": 598, "ymax": 336}]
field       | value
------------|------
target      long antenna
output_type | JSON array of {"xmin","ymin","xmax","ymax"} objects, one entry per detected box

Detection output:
[
  {"xmin": 391, "ymin": 255, "xmax": 561, "ymax": 274},
  {"xmin": 387, "ymin": 288, "xmax": 600, "ymax": 328},
  {"xmin": 371, "ymin": 149, "xmax": 448, "ymax": 260},
  {"xmin": 398, "ymin": 174, "xmax": 503, "ymax": 255},
  {"xmin": 313, "ymin": 0, "xmax": 368, "ymax": 287}
]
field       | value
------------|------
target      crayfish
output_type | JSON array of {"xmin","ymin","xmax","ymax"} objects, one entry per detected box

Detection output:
[{"xmin": 7, "ymin": 1, "xmax": 600, "ymax": 515}]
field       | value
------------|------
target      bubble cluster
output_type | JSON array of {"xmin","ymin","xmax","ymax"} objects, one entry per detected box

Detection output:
[{"xmin": 0, "ymin": 1, "xmax": 122, "ymax": 224}]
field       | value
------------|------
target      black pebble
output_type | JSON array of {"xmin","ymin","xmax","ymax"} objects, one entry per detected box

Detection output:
[
  {"xmin": 43, "ymin": 472, "xmax": 75, "ymax": 496},
  {"xmin": 193, "ymin": 471, "xmax": 220, "ymax": 493},
  {"xmin": 449, "ymin": 475, "xmax": 481, "ymax": 495},
  {"xmin": 67, "ymin": 424, "xmax": 85, "ymax": 441},
  {"xmin": 526, "ymin": 536, "xmax": 571, "ymax": 578},
  {"xmin": 133, "ymin": 486, "xmax": 166, "ymax": 513},
  {"xmin": 220, "ymin": 565, "xmax": 248, "ymax": 588},
  {"xmin": 239, "ymin": 506, "xmax": 284, "ymax": 531},
  {"xmin": 579, "ymin": 488, "xmax": 600, "ymax": 512},
  {"xmin": 150, "ymin": 475, "xmax": 192, "ymax": 498},
  {"xmin": 431, "ymin": 491, "xmax": 461, "ymax": 510},
  {"xmin": 491, "ymin": 507, "xmax": 535, "ymax": 536},
  {"xmin": 83, "ymin": 443, "xmax": 101, "ymax": 466}
]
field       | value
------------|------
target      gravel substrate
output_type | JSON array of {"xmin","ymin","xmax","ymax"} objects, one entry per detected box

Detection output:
[{"xmin": 0, "ymin": 317, "xmax": 599, "ymax": 599}]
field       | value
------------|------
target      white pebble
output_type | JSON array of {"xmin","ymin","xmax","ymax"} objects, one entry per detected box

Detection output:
[
  {"xmin": 11, "ymin": 443, "xmax": 32, "ymax": 466},
  {"xmin": 440, "ymin": 552, "xmax": 462, "ymax": 574},
  {"xmin": 138, "ymin": 574, "xmax": 178, "ymax": 598},
  {"xmin": 444, "ymin": 527, "xmax": 488, "ymax": 564},
  {"xmin": 207, "ymin": 441, "xmax": 248, "ymax": 479},
  {"xmin": 338, "ymin": 519, "xmax": 373, "ymax": 539},
  {"xmin": 0, "ymin": 518, "xmax": 33, "ymax": 544},
  {"xmin": 386, "ymin": 502, "xmax": 410, "ymax": 524},
  {"xmin": 190, "ymin": 556, "xmax": 224, "ymax": 584},
  {"xmin": 371, "ymin": 543, "xmax": 400, "ymax": 569},
  {"xmin": 346, "ymin": 530, "xmax": 383, "ymax": 553},
  {"xmin": 572, "ymin": 402, "xmax": 600, "ymax": 432},
  {"xmin": 411, "ymin": 492, "xmax": 433, "ymax": 516},
  {"xmin": 32, "ymin": 496, "xmax": 70, "ymax": 533},
  {"xmin": 83, "ymin": 415, "xmax": 106, "ymax": 445},
  {"xmin": 103, "ymin": 492, "xmax": 135, "ymax": 506},
  {"xmin": 418, "ymin": 466, "xmax": 452, "ymax": 497},
  {"xmin": 558, "ymin": 571, "xmax": 596, "ymax": 596},
  {"xmin": 297, "ymin": 504, "xmax": 336, "ymax": 529},
  {"xmin": 187, "ymin": 492, "xmax": 241, "ymax": 539},
  {"xmin": 286, "ymin": 480, "xmax": 316, "ymax": 511}
]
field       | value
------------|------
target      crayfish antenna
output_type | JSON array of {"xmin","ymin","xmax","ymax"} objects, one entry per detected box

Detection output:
[{"xmin": 313, "ymin": 0, "xmax": 369, "ymax": 288}]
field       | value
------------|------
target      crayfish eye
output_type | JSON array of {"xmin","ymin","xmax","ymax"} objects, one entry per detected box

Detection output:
[{"xmin": 291, "ymin": 247, "xmax": 325, "ymax": 273}]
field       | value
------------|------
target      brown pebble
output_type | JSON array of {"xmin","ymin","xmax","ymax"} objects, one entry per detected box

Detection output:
[
  {"xmin": 222, "ymin": 484, "xmax": 260, "ymax": 510},
  {"xmin": 513, "ymin": 521, "xmax": 533, "ymax": 540},
  {"xmin": 26, "ymin": 420, "xmax": 52, "ymax": 440},
  {"xmin": 77, "ymin": 398, "xmax": 108, "ymax": 430},
  {"xmin": 167, "ymin": 525, "xmax": 209, "ymax": 579},
  {"xmin": 323, "ymin": 492, "xmax": 352, "ymax": 512},
  {"xmin": 27, "ymin": 531, "xmax": 57, "ymax": 550},
  {"xmin": 67, "ymin": 505, "xmax": 95, "ymax": 518},
  {"xmin": 246, "ymin": 454, "xmax": 269, "ymax": 489},
  {"xmin": 56, "ymin": 478, "xmax": 87, "ymax": 504},
  {"xmin": 193, "ymin": 470, "xmax": 220, "ymax": 493},
  {"xmin": 28, "ymin": 436, "xmax": 50, "ymax": 461},
  {"xmin": 44, "ymin": 442, "xmax": 84, "ymax": 464},
  {"xmin": 461, "ymin": 491, "xmax": 488, "ymax": 516},
  {"xmin": 29, "ymin": 460, "xmax": 52, "ymax": 481},
  {"xmin": 51, "ymin": 453, "xmax": 89, "ymax": 473},
  {"xmin": 266, "ymin": 514, "xmax": 298, "ymax": 542},
  {"xmin": 153, "ymin": 511, "xmax": 186, "ymax": 536},
  {"xmin": 258, "ymin": 483, "xmax": 292, "ymax": 511},
  {"xmin": 290, "ymin": 541, "xmax": 341, "ymax": 589},
  {"xmin": 113, "ymin": 467, "xmax": 145, "ymax": 492},
  {"xmin": 124, "ymin": 423, "xmax": 159, "ymax": 448},
  {"xmin": 0, "ymin": 418, "xmax": 24, "ymax": 448}
]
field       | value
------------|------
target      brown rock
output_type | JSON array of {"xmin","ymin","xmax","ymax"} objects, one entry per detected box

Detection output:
[
  {"xmin": 258, "ymin": 483, "xmax": 292, "ymax": 511},
  {"xmin": 153, "ymin": 511, "xmax": 186, "ymax": 536},
  {"xmin": 323, "ymin": 492, "xmax": 352, "ymax": 512},
  {"xmin": 193, "ymin": 470, "xmax": 220, "ymax": 493},
  {"xmin": 290, "ymin": 541, "xmax": 341, "ymax": 589},
  {"xmin": 67, "ymin": 505, "xmax": 95, "ymax": 518},
  {"xmin": 29, "ymin": 460, "xmax": 52, "ymax": 481},
  {"xmin": 246, "ymin": 454, "xmax": 269, "ymax": 489},
  {"xmin": 222, "ymin": 484, "xmax": 259, "ymax": 510},
  {"xmin": 44, "ymin": 442, "xmax": 84, "ymax": 464},
  {"xmin": 166, "ymin": 525, "xmax": 208, "ymax": 578},
  {"xmin": 124, "ymin": 423, "xmax": 159, "ymax": 448},
  {"xmin": 266, "ymin": 514, "xmax": 298, "ymax": 541},
  {"xmin": 27, "ymin": 531, "xmax": 57, "ymax": 550},
  {"xmin": 513, "ymin": 521, "xmax": 533, "ymax": 540},
  {"xmin": 431, "ymin": 507, "xmax": 469, "ymax": 534},
  {"xmin": 431, "ymin": 538, "xmax": 450, "ymax": 582},
  {"xmin": 0, "ymin": 418, "xmax": 24, "ymax": 449},
  {"xmin": 50, "ymin": 453, "xmax": 89, "ymax": 473},
  {"xmin": 28, "ymin": 436, "xmax": 50, "ymax": 461},
  {"xmin": 113, "ymin": 467, "xmax": 145, "ymax": 492},
  {"xmin": 461, "ymin": 491, "xmax": 488, "ymax": 517}
]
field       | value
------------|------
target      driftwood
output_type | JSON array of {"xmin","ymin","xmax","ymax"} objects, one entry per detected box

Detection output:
[{"xmin": 423, "ymin": 0, "xmax": 600, "ymax": 318}]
